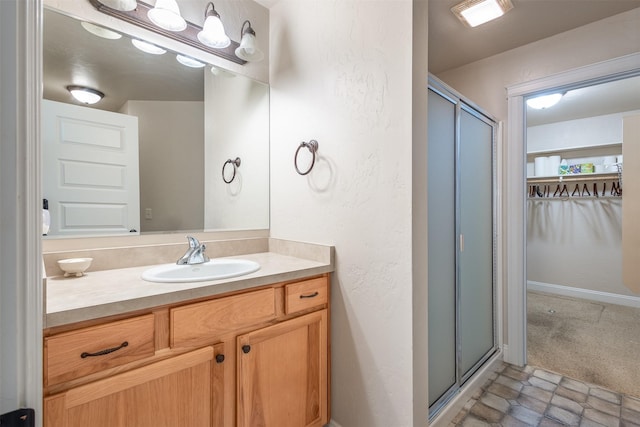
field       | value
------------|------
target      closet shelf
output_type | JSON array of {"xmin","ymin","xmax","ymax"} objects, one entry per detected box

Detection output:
[
  {"xmin": 526, "ymin": 142, "xmax": 622, "ymax": 157},
  {"xmin": 527, "ymin": 172, "xmax": 619, "ymax": 184}
]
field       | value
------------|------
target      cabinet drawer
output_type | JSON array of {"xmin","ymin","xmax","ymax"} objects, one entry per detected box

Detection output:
[
  {"xmin": 45, "ymin": 314, "xmax": 155, "ymax": 386},
  {"xmin": 285, "ymin": 277, "xmax": 328, "ymax": 314},
  {"xmin": 171, "ymin": 288, "xmax": 276, "ymax": 348}
]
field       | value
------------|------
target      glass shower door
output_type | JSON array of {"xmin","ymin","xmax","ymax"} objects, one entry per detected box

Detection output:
[
  {"xmin": 458, "ymin": 106, "xmax": 495, "ymax": 380},
  {"xmin": 427, "ymin": 89, "xmax": 457, "ymax": 407},
  {"xmin": 428, "ymin": 79, "xmax": 497, "ymax": 417}
]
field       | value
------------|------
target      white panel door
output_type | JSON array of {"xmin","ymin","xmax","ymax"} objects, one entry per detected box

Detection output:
[{"xmin": 42, "ymin": 100, "xmax": 140, "ymax": 236}]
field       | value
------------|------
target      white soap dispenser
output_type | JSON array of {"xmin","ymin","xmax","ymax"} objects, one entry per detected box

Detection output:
[{"xmin": 42, "ymin": 199, "xmax": 50, "ymax": 236}]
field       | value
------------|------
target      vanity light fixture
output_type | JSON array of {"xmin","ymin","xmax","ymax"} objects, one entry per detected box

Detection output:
[
  {"xmin": 147, "ymin": 0, "xmax": 187, "ymax": 32},
  {"xmin": 451, "ymin": 0, "xmax": 513, "ymax": 27},
  {"xmin": 235, "ymin": 20, "xmax": 263, "ymax": 62},
  {"xmin": 81, "ymin": 21, "xmax": 122, "ymax": 39},
  {"xmin": 526, "ymin": 93, "xmax": 564, "ymax": 110},
  {"xmin": 67, "ymin": 85, "xmax": 104, "ymax": 105},
  {"xmin": 176, "ymin": 54, "xmax": 205, "ymax": 68},
  {"xmin": 89, "ymin": 0, "xmax": 246, "ymax": 65},
  {"xmin": 197, "ymin": 2, "xmax": 230, "ymax": 49},
  {"xmin": 132, "ymin": 38, "xmax": 167, "ymax": 54}
]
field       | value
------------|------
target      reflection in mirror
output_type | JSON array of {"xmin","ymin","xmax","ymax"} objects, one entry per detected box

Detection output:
[{"xmin": 42, "ymin": 8, "xmax": 269, "ymax": 238}]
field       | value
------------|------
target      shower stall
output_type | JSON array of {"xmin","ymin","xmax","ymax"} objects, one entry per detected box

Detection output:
[{"xmin": 427, "ymin": 76, "xmax": 498, "ymax": 418}]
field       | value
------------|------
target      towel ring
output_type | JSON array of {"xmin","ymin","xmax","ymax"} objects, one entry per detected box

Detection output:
[
  {"xmin": 222, "ymin": 157, "xmax": 241, "ymax": 184},
  {"xmin": 294, "ymin": 140, "xmax": 319, "ymax": 175}
]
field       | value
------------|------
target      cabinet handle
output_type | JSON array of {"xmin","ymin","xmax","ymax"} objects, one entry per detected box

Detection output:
[
  {"xmin": 215, "ymin": 354, "xmax": 225, "ymax": 364},
  {"xmin": 300, "ymin": 292, "xmax": 319, "ymax": 299},
  {"xmin": 80, "ymin": 341, "xmax": 128, "ymax": 358},
  {"xmin": 242, "ymin": 345, "xmax": 251, "ymax": 354}
]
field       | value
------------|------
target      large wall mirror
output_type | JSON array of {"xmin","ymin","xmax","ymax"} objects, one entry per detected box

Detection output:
[{"xmin": 42, "ymin": 6, "xmax": 269, "ymax": 238}]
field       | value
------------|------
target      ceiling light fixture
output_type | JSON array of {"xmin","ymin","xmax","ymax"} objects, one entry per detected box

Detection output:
[
  {"xmin": 176, "ymin": 54, "xmax": 206, "ymax": 68},
  {"xmin": 147, "ymin": 0, "xmax": 187, "ymax": 32},
  {"xmin": 197, "ymin": 2, "xmax": 230, "ymax": 49},
  {"xmin": 235, "ymin": 20, "xmax": 263, "ymax": 62},
  {"xmin": 80, "ymin": 21, "xmax": 122, "ymax": 39},
  {"xmin": 67, "ymin": 85, "xmax": 104, "ymax": 105},
  {"xmin": 451, "ymin": 0, "xmax": 513, "ymax": 28},
  {"xmin": 526, "ymin": 93, "xmax": 564, "ymax": 110},
  {"xmin": 131, "ymin": 38, "xmax": 167, "ymax": 55}
]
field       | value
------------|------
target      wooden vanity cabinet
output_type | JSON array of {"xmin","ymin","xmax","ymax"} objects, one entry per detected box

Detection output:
[
  {"xmin": 237, "ymin": 310, "xmax": 328, "ymax": 427},
  {"xmin": 44, "ymin": 345, "xmax": 224, "ymax": 427},
  {"xmin": 43, "ymin": 274, "xmax": 330, "ymax": 427}
]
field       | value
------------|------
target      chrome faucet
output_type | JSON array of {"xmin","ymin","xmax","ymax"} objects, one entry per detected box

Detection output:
[{"xmin": 176, "ymin": 236, "xmax": 210, "ymax": 265}]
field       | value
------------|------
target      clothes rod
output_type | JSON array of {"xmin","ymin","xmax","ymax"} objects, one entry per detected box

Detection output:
[{"xmin": 527, "ymin": 173, "xmax": 619, "ymax": 184}]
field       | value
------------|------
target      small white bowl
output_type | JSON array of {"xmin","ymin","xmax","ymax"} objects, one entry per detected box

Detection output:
[{"xmin": 58, "ymin": 258, "xmax": 93, "ymax": 277}]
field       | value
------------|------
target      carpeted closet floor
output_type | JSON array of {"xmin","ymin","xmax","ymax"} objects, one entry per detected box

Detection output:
[{"xmin": 527, "ymin": 291, "xmax": 640, "ymax": 398}]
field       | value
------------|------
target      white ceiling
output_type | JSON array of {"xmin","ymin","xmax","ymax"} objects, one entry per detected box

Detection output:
[
  {"xmin": 428, "ymin": 0, "xmax": 640, "ymax": 74},
  {"xmin": 427, "ymin": 0, "xmax": 640, "ymax": 126}
]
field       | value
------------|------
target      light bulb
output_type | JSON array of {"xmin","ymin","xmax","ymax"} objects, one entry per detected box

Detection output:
[
  {"xmin": 176, "ymin": 54, "xmax": 206, "ymax": 68},
  {"xmin": 131, "ymin": 39, "xmax": 167, "ymax": 55},
  {"xmin": 67, "ymin": 86, "xmax": 104, "ymax": 105},
  {"xmin": 101, "ymin": 0, "xmax": 137, "ymax": 11},
  {"xmin": 235, "ymin": 32, "xmax": 263, "ymax": 62},
  {"xmin": 148, "ymin": 0, "xmax": 187, "ymax": 32},
  {"xmin": 81, "ymin": 22, "xmax": 122, "ymax": 40},
  {"xmin": 197, "ymin": 4, "xmax": 230, "ymax": 48},
  {"xmin": 526, "ymin": 93, "xmax": 563, "ymax": 110}
]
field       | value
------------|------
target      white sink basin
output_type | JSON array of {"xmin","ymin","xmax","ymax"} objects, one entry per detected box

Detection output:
[{"xmin": 141, "ymin": 259, "xmax": 260, "ymax": 283}]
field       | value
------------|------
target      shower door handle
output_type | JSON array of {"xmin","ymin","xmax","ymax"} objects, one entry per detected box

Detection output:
[{"xmin": 460, "ymin": 234, "xmax": 464, "ymax": 252}]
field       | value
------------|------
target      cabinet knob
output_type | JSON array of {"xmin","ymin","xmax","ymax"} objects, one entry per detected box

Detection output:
[
  {"xmin": 242, "ymin": 345, "xmax": 251, "ymax": 354},
  {"xmin": 215, "ymin": 354, "xmax": 225, "ymax": 364}
]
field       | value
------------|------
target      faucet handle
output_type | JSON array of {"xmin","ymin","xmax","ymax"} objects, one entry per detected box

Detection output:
[
  {"xmin": 186, "ymin": 235, "xmax": 200, "ymax": 248},
  {"xmin": 199, "ymin": 244, "xmax": 210, "ymax": 263}
]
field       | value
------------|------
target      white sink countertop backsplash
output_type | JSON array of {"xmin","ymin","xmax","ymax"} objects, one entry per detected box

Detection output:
[{"xmin": 44, "ymin": 238, "xmax": 334, "ymax": 328}]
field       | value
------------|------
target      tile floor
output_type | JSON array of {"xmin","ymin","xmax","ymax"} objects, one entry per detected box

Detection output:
[{"xmin": 450, "ymin": 362, "xmax": 640, "ymax": 426}]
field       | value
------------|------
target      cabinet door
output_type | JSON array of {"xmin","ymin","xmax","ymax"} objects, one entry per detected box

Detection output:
[
  {"xmin": 44, "ymin": 346, "xmax": 224, "ymax": 427},
  {"xmin": 237, "ymin": 310, "xmax": 328, "ymax": 427}
]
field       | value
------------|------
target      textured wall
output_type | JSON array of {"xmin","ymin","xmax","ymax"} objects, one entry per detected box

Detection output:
[
  {"xmin": 204, "ymin": 72, "xmax": 270, "ymax": 230},
  {"xmin": 121, "ymin": 100, "xmax": 204, "ymax": 233},
  {"xmin": 269, "ymin": 1, "xmax": 415, "ymax": 426}
]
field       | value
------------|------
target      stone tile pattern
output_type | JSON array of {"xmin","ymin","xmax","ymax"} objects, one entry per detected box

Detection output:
[{"xmin": 449, "ymin": 363, "xmax": 640, "ymax": 427}]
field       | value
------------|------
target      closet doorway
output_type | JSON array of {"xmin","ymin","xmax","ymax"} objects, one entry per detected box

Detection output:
[{"xmin": 524, "ymin": 74, "xmax": 640, "ymax": 397}]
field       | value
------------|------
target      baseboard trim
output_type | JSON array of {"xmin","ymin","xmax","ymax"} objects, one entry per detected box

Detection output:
[
  {"xmin": 527, "ymin": 281, "xmax": 640, "ymax": 308},
  {"xmin": 328, "ymin": 420, "xmax": 343, "ymax": 427}
]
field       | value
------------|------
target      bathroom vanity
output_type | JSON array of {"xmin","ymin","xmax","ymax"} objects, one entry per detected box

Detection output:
[{"xmin": 42, "ymin": 239, "xmax": 333, "ymax": 427}]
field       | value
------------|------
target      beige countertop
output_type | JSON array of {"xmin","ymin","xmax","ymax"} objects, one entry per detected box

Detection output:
[{"xmin": 46, "ymin": 250, "xmax": 333, "ymax": 328}]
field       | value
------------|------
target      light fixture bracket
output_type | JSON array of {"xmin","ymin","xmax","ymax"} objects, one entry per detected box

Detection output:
[
  {"xmin": 88, "ymin": 0, "xmax": 246, "ymax": 65},
  {"xmin": 204, "ymin": 2, "xmax": 221, "ymax": 20},
  {"xmin": 240, "ymin": 20, "xmax": 255, "ymax": 37}
]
